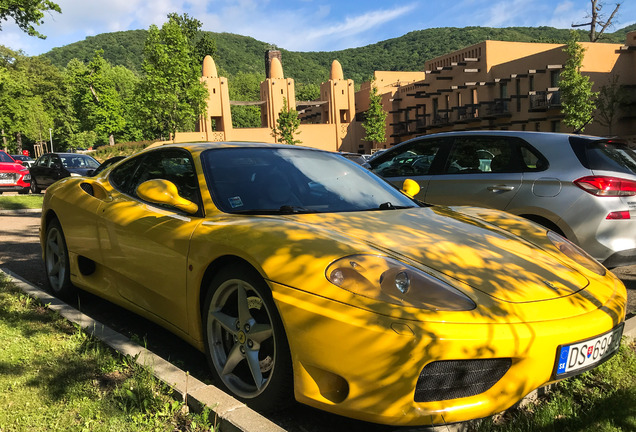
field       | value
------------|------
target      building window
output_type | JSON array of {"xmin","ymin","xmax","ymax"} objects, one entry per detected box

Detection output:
[
  {"xmin": 551, "ymin": 120, "xmax": 560, "ymax": 132},
  {"xmin": 529, "ymin": 75, "xmax": 534, "ymax": 92},
  {"xmin": 516, "ymin": 79, "xmax": 521, "ymax": 112},
  {"xmin": 550, "ymin": 70, "xmax": 560, "ymax": 88},
  {"xmin": 500, "ymin": 82, "xmax": 508, "ymax": 99}
]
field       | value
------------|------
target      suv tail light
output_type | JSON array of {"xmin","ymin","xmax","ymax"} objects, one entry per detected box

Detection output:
[{"xmin": 574, "ymin": 176, "xmax": 636, "ymax": 197}]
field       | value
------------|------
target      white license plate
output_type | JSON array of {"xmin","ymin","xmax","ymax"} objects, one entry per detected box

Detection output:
[
  {"xmin": 0, "ymin": 179, "xmax": 14, "ymax": 184},
  {"xmin": 555, "ymin": 323, "xmax": 623, "ymax": 378}
]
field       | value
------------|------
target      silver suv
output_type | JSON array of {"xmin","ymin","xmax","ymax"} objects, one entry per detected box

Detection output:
[{"xmin": 368, "ymin": 131, "xmax": 636, "ymax": 268}]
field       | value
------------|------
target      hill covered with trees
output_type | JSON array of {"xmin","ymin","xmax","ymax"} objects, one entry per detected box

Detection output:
[{"xmin": 42, "ymin": 25, "xmax": 633, "ymax": 86}]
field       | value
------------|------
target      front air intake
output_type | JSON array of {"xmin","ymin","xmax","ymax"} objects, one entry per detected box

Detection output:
[{"xmin": 414, "ymin": 358, "xmax": 512, "ymax": 402}]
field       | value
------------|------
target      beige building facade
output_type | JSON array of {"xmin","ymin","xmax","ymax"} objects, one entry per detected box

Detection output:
[
  {"xmin": 175, "ymin": 32, "xmax": 636, "ymax": 152},
  {"xmin": 174, "ymin": 52, "xmax": 362, "ymax": 152},
  {"xmin": 381, "ymin": 31, "xmax": 636, "ymax": 148}
]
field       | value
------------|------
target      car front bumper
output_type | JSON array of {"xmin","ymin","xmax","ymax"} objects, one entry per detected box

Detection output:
[{"xmin": 270, "ymin": 278, "xmax": 626, "ymax": 426}]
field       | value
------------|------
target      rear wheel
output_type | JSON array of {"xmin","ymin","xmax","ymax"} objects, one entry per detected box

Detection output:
[
  {"xmin": 202, "ymin": 264, "xmax": 293, "ymax": 412},
  {"xmin": 44, "ymin": 219, "xmax": 74, "ymax": 297},
  {"xmin": 30, "ymin": 179, "xmax": 41, "ymax": 194}
]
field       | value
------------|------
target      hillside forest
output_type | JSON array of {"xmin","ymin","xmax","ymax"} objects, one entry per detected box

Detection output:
[{"xmin": 1, "ymin": 12, "xmax": 635, "ymax": 154}]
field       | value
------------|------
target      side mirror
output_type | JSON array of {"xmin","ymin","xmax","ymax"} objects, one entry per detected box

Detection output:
[
  {"xmin": 401, "ymin": 178, "xmax": 421, "ymax": 198},
  {"xmin": 137, "ymin": 179, "xmax": 199, "ymax": 215}
]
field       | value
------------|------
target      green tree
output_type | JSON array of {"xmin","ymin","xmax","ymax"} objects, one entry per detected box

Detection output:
[
  {"xmin": 166, "ymin": 12, "xmax": 217, "ymax": 68},
  {"xmin": 66, "ymin": 50, "xmax": 126, "ymax": 146},
  {"xmin": 0, "ymin": 45, "xmax": 71, "ymax": 152},
  {"xmin": 137, "ymin": 16, "xmax": 208, "ymax": 139},
  {"xmin": 272, "ymin": 98, "xmax": 301, "ymax": 145},
  {"xmin": 296, "ymin": 83, "xmax": 320, "ymax": 102},
  {"xmin": 362, "ymin": 80, "xmax": 387, "ymax": 145},
  {"xmin": 229, "ymin": 71, "xmax": 262, "ymax": 128},
  {"xmin": 595, "ymin": 74, "xmax": 623, "ymax": 136},
  {"xmin": 0, "ymin": 0, "xmax": 61, "ymax": 38},
  {"xmin": 559, "ymin": 32, "xmax": 598, "ymax": 132}
]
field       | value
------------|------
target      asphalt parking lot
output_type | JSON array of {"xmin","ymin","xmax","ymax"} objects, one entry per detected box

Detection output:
[{"xmin": 0, "ymin": 210, "xmax": 634, "ymax": 432}]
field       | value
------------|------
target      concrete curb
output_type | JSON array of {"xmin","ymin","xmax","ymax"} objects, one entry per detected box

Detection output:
[
  {"xmin": 0, "ymin": 268, "xmax": 286, "ymax": 432},
  {"xmin": 0, "ymin": 208, "xmax": 42, "ymax": 216}
]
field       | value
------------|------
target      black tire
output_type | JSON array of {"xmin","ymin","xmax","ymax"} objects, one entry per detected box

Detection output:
[
  {"xmin": 202, "ymin": 264, "xmax": 293, "ymax": 412},
  {"xmin": 30, "ymin": 179, "xmax": 41, "ymax": 194},
  {"xmin": 44, "ymin": 219, "xmax": 74, "ymax": 297}
]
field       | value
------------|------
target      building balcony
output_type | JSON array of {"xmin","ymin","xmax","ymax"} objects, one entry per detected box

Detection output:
[
  {"xmin": 432, "ymin": 114, "xmax": 449, "ymax": 125},
  {"xmin": 483, "ymin": 100, "xmax": 511, "ymax": 118},
  {"xmin": 529, "ymin": 90, "xmax": 561, "ymax": 111}
]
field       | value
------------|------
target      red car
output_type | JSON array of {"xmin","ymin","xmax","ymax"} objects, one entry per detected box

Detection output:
[{"xmin": 0, "ymin": 150, "xmax": 31, "ymax": 194}]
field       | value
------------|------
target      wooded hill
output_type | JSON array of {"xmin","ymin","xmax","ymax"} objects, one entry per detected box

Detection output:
[{"xmin": 43, "ymin": 24, "xmax": 636, "ymax": 86}]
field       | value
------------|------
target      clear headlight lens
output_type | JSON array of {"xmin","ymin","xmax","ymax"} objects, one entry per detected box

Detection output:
[
  {"xmin": 326, "ymin": 255, "xmax": 476, "ymax": 311},
  {"xmin": 547, "ymin": 231, "xmax": 606, "ymax": 276}
]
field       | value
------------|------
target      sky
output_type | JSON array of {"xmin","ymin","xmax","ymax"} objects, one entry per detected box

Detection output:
[{"xmin": 1, "ymin": 0, "xmax": 635, "ymax": 56}]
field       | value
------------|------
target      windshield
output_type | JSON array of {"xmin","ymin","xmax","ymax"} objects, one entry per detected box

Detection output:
[
  {"xmin": 60, "ymin": 155, "xmax": 100, "ymax": 169},
  {"xmin": 201, "ymin": 147, "xmax": 418, "ymax": 214},
  {"xmin": 0, "ymin": 152, "xmax": 15, "ymax": 163}
]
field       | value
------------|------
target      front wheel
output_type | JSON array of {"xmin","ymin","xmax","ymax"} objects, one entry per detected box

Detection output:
[
  {"xmin": 44, "ymin": 219, "xmax": 74, "ymax": 297},
  {"xmin": 202, "ymin": 264, "xmax": 293, "ymax": 412},
  {"xmin": 30, "ymin": 179, "xmax": 41, "ymax": 194}
]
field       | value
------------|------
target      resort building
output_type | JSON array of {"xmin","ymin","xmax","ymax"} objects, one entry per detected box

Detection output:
[{"xmin": 175, "ymin": 31, "xmax": 636, "ymax": 152}]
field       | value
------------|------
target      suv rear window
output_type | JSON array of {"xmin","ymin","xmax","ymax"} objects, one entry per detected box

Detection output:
[{"xmin": 570, "ymin": 137, "xmax": 636, "ymax": 176}]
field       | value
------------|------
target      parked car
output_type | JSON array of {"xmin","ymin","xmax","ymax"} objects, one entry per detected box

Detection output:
[
  {"xmin": 30, "ymin": 152, "xmax": 100, "ymax": 193},
  {"xmin": 338, "ymin": 152, "xmax": 371, "ymax": 165},
  {"xmin": 0, "ymin": 150, "xmax": 30, "ymax": 194},
  {"xmin": 10, "ymin": 154, "xmax": 35, "ymax": 168},
  {"xmin": 368, "ymin": 131, "xmax": 636, "ymax": 268},
  {"xmin": 41, "ymin": 141, "xmax": 626, "ymax": 426},
  {"xmin": 89, "ymin": 155, "xmax": 126, "ymax": 177}
]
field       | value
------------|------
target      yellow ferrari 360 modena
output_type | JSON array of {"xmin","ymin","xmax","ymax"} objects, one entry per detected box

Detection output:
[{"xmin": 40, "ymin": 142, "xmax": 626, "ymax": 426}]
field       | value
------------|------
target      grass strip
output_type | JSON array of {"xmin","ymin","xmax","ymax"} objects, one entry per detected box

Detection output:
[
  {"xmin": 0, "ymin": 276, "xmax": 216, "ymax": 431},
  {"xmin": 0, "ymin": 195, "xmax": 44, "ymax": 210},
  {"xmin": 470, "ymin": 337, "xmax": 636, "ymax": 431}
]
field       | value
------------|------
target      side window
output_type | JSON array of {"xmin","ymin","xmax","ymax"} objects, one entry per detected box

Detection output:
[
  {"xmin": 110, "ymin": 149, "xmax": 200, "ymax": 208},
  {"xmin": 445, "ymin": 136, "xmax": 526, "ymax": 174},
  {"xmin": 110, "ymin": 156, "xmax": 142, "ymax": 195},
  {"xmin": 371, "ymin": 139, "xmax": 444, "ymax": 177},
  {"xmin": 50, "ymin": 156, "xmax": 62, "ymax": 169},
  {"xmin": 37, "ymin": 155, "xmax": 50, "ymax": 167},
  {"xmin": 520, "ymin": 145, "xmax": 549, "ymax": 171}
]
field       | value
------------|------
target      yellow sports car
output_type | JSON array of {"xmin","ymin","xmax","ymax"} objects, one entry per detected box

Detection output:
[{"xmin": 40, "ymin": 142, "xmax": 626, "ymax": 426}]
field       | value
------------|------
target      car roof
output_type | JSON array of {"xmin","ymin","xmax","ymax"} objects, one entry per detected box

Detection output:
[{"xmin": 142, "ymin": 141, "xmax": 330, "ymax": 155}]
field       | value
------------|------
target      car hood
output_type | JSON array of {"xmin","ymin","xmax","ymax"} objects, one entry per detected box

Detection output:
[
  {"xmin": 0, "ymin": 162, "xmax": 26, "ymax": 171},
  {"xmin": 294, "ymin": 206, "xmax": 589, "ymax": 304}
]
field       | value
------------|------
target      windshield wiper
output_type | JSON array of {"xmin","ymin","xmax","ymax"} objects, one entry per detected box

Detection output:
[
  {"xmin": 279, "ymin": 205, "xmax": 313, "ymax": 214},
  {"xmin": 377, "ymin": 202, "xmax": 415, "ymax": 210},
  {"xmin": 232, "ymin": 205, "xmax": 314, "ymax": 215}
]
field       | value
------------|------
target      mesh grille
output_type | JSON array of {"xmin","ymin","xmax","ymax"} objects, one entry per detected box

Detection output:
[
  {"xmin": 415, "ymin": 358, "xmax": 512, "ymax": 402},
  {"xmin": 79, "ymin": 182, "xmax": 94, "ymax": 196},
  {"xmin": 0, "ymin": 172, "xmax": 18, "ymax": 182}
]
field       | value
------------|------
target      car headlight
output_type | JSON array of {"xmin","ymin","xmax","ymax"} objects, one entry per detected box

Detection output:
[
  {"xmin": 326, "ymin": 254, "xmax": 476, "ymax": 311},
  {"xmin": 547, "ymin": 231, "xmax": 606, "ymax": 276}
]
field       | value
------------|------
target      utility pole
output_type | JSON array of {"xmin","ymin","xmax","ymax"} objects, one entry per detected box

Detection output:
[{"xmin": 49, "ymin": 128, "xmax": 53, "ymax": 153}]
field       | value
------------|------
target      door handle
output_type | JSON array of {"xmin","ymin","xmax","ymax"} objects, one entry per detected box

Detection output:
[{"xmin": 487, "ymin": 185, "xmax": 515, "ymax": 192}]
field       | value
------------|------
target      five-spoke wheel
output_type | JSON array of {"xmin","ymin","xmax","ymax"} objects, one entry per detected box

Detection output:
[
  {"xmin": 203, "ymin": 264, "xmax": 292, "ymax": 411},
  {"xmin": 44, "ymin": 219, "xmax": 73, "ymax": 297}
]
